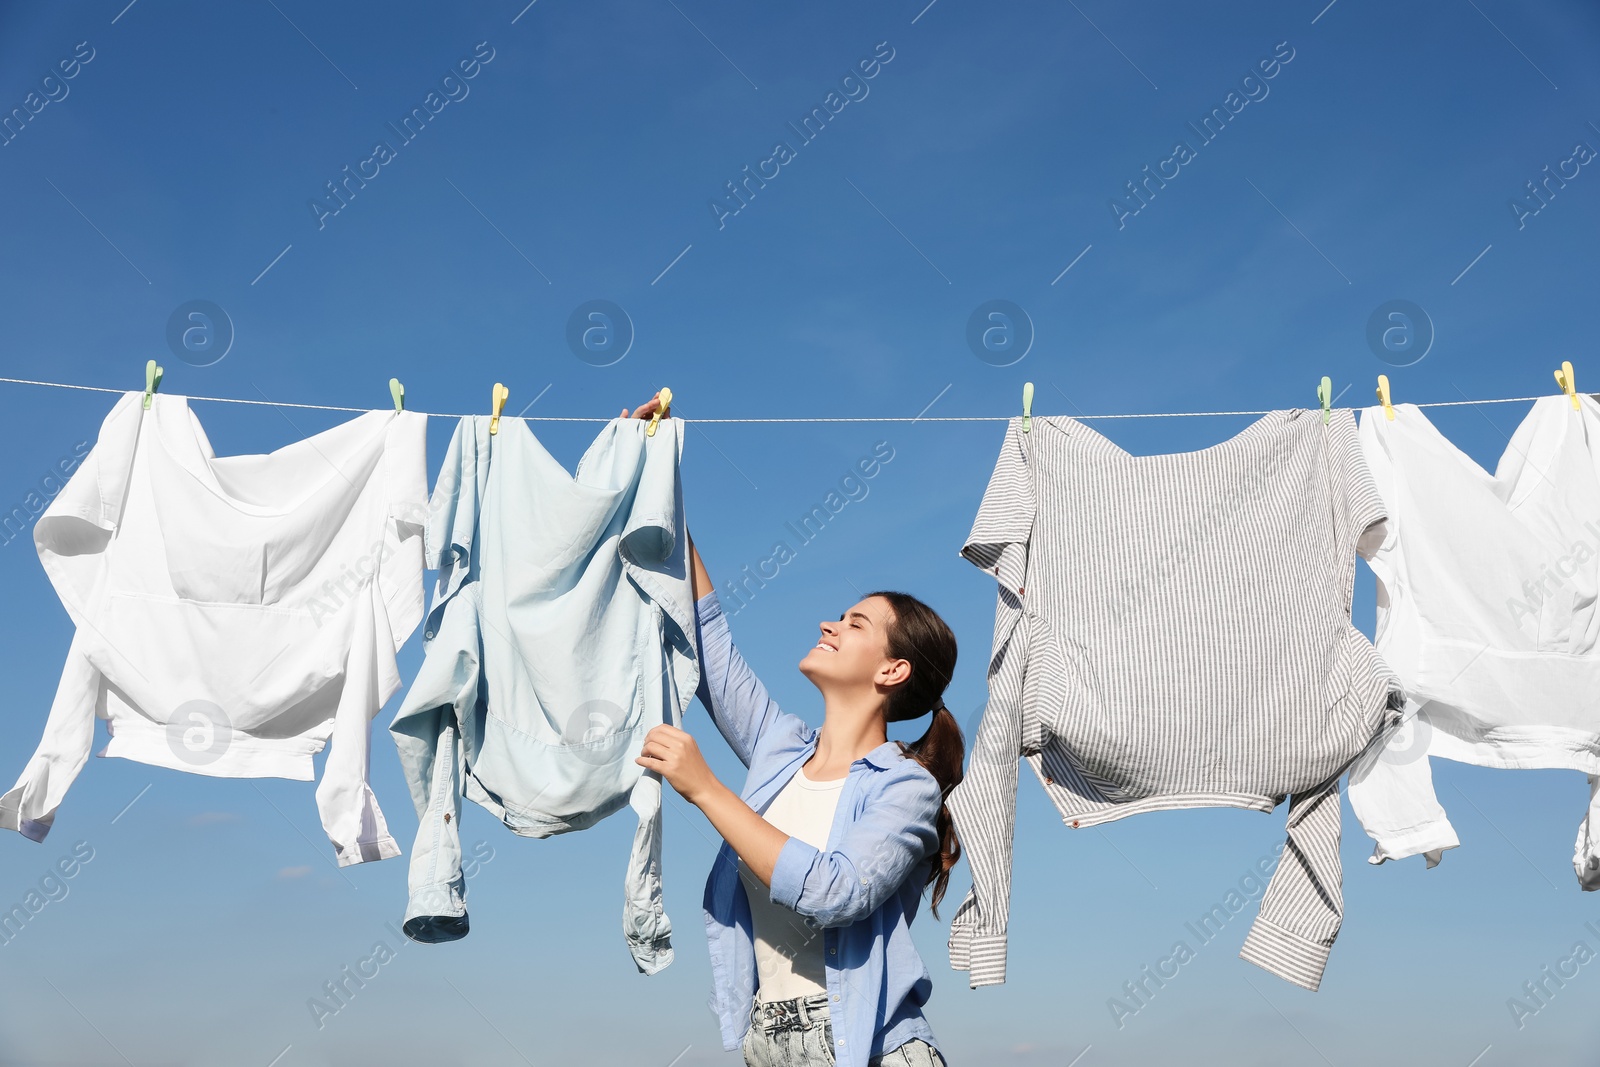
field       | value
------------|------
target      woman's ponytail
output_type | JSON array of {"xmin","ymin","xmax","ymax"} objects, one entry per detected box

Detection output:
[{"xmin": 907, "ymin": 701, "xmax": 964, "ymax": 916}]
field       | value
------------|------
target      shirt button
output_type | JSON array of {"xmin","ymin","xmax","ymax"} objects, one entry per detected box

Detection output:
[
  {"xmin": 832, "ymin": 994, "xmax": 839, "ymax": 1002},
  {"xmin": 1070, "ymin": 819, "xmax": 1080, "ymax": 828},
  {"xmin": 424, "ymin": 629, "xmax": 436, "ymax": 639},
  {"xmin": 1043, "ymin": 774, "xmax": 1053, "ymax": 785}
]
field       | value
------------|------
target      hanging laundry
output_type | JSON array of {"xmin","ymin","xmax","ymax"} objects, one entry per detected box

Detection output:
[
  {"xmin": 389, "ymin": 414, "xmax": 698, "ymax": 975},
  {"xmin": 0, "ymin": 392, "xmax": 429, "ymax": 865},
  {"xmin": 1346, "ymin": 397, "xmax": 1600, "ymax": 888},
  {"xmin": 946, "ymin": 408, "xmax": 1405, "ymax": 993}
]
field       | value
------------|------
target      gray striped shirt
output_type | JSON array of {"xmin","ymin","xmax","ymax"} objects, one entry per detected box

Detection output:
[{"xmin": 946, "ymin": 407, "xmax": 1403, "ymax": 992}]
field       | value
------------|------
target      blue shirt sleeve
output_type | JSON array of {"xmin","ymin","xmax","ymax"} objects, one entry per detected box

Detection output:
[
  {"xmin": 693, "ymin": 589, "xmax": 785, "ymax": 769},
  {"xmin": 768, "ymin": 761, "xmax": 943, "ymax": 929}
]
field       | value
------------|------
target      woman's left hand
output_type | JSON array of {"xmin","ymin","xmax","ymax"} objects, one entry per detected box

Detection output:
[{"xmin": 636, "ymin": 723, "xmax": 721, "ymax": 805}]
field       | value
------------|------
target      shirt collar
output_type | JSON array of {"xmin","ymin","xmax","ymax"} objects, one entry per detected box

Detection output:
[{"xmin": 862, "ymin": 740, "xmax": 905, "ymax": 769}]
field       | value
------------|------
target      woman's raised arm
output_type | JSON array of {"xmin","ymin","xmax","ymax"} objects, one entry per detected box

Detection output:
[{"xmin": 624, "ymin": 393, "xmax": 785, "ymax": 768}]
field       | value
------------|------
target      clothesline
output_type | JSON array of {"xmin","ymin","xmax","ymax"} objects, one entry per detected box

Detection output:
[{"xmin": 0, "ymin": 374, "xmax": 1567, "ymax": 422}]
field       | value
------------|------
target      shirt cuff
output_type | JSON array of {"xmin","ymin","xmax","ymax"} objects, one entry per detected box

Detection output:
[
  {"xmin": 0, "ymin": 789, "xmax": 50, "ymax": 843},
  {"xmin": 769, "ymin": 835, "xmax": 820, "ymax": 920},
  {"xmin": 1238, "ymin": 913, "xmax": 1333, "ymax": 992},
  {"xmin": 948, "ymin": 926, "xmax": 1008, "ymax": 986},
  {"xmin": 334, "ymin": 833, "xmax": 402, "ymax": 867},
  {"xmin": 948, "ymin": 924, "xmax": 971, "ymax": 969},
  {"xmin": 1365, "ymin": 818, "xmax": 1460, "ymax": 865}
]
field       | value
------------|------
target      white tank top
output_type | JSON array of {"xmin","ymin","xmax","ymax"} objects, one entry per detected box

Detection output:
[{"xmin": 738, "ymin": 762, "xmax": 847, "ymax": 1003}]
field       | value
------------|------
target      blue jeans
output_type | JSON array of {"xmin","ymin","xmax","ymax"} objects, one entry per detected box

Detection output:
[{"xmin": 741, "ymin": 991, "xmax": 948, "ymax": 1066}]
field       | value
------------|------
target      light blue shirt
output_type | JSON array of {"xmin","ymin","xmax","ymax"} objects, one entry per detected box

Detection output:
[
  {"xmin": 389, "ymin": 415, "xmax": 698, "ymax": 973},
  {"xmin": 694, "ymin": 589, "xmax": 946, "ymax": 1067}
]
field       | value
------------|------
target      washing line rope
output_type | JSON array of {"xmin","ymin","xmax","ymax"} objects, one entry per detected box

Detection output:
[{"xmin": 0, "ymin": 375, "xmax": 1562, "ymax": 423}]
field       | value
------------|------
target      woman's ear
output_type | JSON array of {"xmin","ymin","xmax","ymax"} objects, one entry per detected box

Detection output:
[{"xmin": 878, "ymin": 657, "xmax": 912, "ymax": 689}]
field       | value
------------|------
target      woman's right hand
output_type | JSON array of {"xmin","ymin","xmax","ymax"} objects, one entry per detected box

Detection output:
[{"xmin": 621, "ymin": 391, "xmax": 670, "ymax": 421}]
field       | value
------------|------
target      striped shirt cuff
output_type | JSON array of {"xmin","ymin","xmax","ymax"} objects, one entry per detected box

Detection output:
[
  {"xmin": 948, "ymin": 926, "xmax": 1008, "ymax": 986},
  {"xmin": 1238, "ymin": 914, "xmax": 1333, "ymax": 992}
]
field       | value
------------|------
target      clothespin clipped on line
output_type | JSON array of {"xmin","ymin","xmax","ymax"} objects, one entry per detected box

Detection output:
[
  {"xmin": 1318, "ymin": 376, "xmax": 1332, "ymax": 424},
  {"xmin": 1556, "ymin": 360, "xmax": 1580, "ymax": 411},
  {"xmin": 1021, "ymin": 382, "xmax": 1033, "ymax": 433},
  {"xmin": 390, "ymin": 378, "xmax": 405, "ymax": 412},
  {"xmin": 1376, "ymin": 374, "xmax": 1394, "ymax": 421},
  {"xmin": 489, "ymin": 382, "xmax": 509, "ymax": 435},
  {"xmin": 143, "ymin": 359, "xmax": 163, "ymax": 410},
  {"xmin": 646, "ymin": 386, "xmax": 672, "ymax": 437}
]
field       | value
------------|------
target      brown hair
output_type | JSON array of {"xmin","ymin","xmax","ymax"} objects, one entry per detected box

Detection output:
[{"xmin": 867, "ymin": 589, "xmax": 963, "ymax": 919}]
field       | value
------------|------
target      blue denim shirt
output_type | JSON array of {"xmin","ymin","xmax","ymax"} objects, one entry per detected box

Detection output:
[
  {"xmin": 694, "ymin": 590, "xmax": 945, "ymax": 1067},
  {"xmin": 390, "ymin": 416, "xmax": 698, "ymax": 972}
]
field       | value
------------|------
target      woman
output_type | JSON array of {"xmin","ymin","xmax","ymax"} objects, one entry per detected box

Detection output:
[{"xmin": 624, "ymin": 394, "xmax": 963, "ymax": 1067}]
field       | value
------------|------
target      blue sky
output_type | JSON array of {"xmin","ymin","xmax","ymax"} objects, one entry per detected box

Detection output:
[{"xmin": 1, "ymin": 0, "xmax": 1598, "ymax": 1063}]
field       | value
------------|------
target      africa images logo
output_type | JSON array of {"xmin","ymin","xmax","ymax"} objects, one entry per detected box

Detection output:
[{"xmin": 165, "ymin": 699, "xmax": 234, "ymax": 767}]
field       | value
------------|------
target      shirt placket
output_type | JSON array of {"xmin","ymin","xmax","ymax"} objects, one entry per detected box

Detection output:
[{"xmin": 822, "ymin": 761, "xmax": 856, "ymax": 1060}]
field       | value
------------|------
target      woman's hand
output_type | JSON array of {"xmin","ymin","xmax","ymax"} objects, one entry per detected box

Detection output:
[
  {"xmin": 636, "ymin": 723, "xmax": 722, "ymax": 806},
  {"xmin": 621, "ymin": 391, "xmax": 670, "ymax": 421}
]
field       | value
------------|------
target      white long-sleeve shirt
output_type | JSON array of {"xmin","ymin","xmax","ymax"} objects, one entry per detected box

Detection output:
[
  {"xmin": 0, "ymin": 391, "xmax": 428, "ymax": 865},
  {"xmin": 1347, "ymin": 397, "xmax": 1600, "ymax": 888}
]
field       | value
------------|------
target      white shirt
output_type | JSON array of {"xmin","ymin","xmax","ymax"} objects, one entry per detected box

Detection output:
[
  {"xmin": 738, "ymin": 761, "xmax": 848, "ymax": 1003},
  {"xmin": 1347, "ymin": 397, "xmax": 1600, "ymax": 887},
  {"xmin": 0, "ymin": 392, "xmax": 428, "ymax": 866}
]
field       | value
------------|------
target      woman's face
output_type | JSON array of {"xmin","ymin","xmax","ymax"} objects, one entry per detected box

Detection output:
[{"xmin": 798, "ymin": 595, "xmax": 906, "ymax": 691}]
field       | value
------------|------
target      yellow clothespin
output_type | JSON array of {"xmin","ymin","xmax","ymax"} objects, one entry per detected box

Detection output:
[
  {"xmin": 1556, "ymin": 360, "xmax": 1580, "ymax": 410},
  {"xmin": 390, "ymin": 378, "xmax": 405, "ymax": 412},
  {"xmin": 1376, "ymin": 374, "xmax": 1394, "ymax": 421},
  {"xmin": 143, "ymin": 359, "xmax": 163, "ymax": 410},
  {"xmin": 489, "ymin": 382, "xmax": 509, "ymax": 435},
  {"xmin": 1318, "ymin": 376, "xmax": 1332, "ymax": 424},
  {"xmin": 646, "ymin": 386, "xmax": 672, "ymax": 437},
  {"xmin": 1021, "ymin": 382, "xmax": 1033, "ymax": 433}
]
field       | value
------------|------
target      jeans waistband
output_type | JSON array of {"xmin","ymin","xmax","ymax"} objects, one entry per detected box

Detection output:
[{"xmin": 750, "ymin": 991, "xmax": 831, "ymax": 1033}]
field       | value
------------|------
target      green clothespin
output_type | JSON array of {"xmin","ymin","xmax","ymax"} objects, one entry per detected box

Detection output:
[
  {"xmin": 1021, "ymin": 381, "xmax": 1034, "ymax": 433},
  {"xmin": 390, "ymin": 378, "xmax": 405, "ymax": 411},
  {"xmin": 143, "ymin": 359, "xmax": 163, "ymax": 410},
  {"xmin": 1317, "ymin": 375, "xmax": 1332, "ymax": 424}
]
